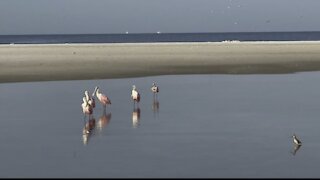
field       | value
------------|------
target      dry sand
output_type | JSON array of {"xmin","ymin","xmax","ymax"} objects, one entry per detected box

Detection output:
[{"xmin": 1, "ymin": 41, "xmax": 320, "ymax": 83}]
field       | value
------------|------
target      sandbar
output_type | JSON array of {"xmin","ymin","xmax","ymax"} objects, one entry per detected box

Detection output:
[{"xmin": 1, "ymin": 41, "xmax": 320, "ymax": 83}]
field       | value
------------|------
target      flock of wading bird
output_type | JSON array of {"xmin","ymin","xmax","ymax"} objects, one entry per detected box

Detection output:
[
  {"xmin": 81, "ymin": 82, "xmax": 159, "ymax": 144},
  {"xmin": 80, "ymin": 81, "xmax": 302, "ymax": 154}
]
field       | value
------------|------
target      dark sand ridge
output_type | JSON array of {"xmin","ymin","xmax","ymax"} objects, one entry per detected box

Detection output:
[{"xmin": 1, "ymin": 41, "xmax": 320, "ymax": 83}]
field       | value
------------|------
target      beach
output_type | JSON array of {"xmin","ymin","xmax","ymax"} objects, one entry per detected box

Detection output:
[
  {"xmin": 1, "ymin": 41, "xmax": 320, "ymax": 83},
  {"xmin": 2, "ymin": 41, "xmax": 320, "ymax": 177}
]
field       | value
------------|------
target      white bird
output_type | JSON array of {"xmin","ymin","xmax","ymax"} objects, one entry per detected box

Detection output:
[
  {"xmin": 151, "ymin": 82, "xmax": 159, "ymax": 94},
  {"xmin": 292, "ymin": 134, "xmax": 302, "ymax": 145},
  {"xmin": 95, "ymin": 86, "xmax": 111, "ymax": 107},
  {"xmin": 131, "ymin": 85, "xmax": 140, "ymax": 104},
  {"xmin": 81, "ymin": 97, "xmax": 93, "ymax": 116},
  {"xmin": 85, "ymin": 90, "xmax": 95, "ymax": 108}
]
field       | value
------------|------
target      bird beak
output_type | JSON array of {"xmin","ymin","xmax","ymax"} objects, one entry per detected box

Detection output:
[{"xmin": 92, "ymin": 87, "xmax": 98, "ymax": 96}]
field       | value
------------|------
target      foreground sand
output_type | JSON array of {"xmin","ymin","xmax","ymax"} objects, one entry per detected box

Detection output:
[{"xmin": 1, "ymin": 41, "xmax": 320, "ymax": 83}]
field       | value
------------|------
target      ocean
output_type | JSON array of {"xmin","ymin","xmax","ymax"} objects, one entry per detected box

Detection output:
[{"xmin": 1, "ymin": 31, "xmax": 320, "ymax": 44}]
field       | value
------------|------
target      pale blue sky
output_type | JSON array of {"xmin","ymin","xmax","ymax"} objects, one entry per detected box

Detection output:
[{"xmin": 0, "ymin": 0, "xmax": 319, "ymax": 35}]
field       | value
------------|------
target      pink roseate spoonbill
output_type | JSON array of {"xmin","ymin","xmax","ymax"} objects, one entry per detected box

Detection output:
[
  {"xmin": 81, "ymin": 97, "xmax": 93, "ymax": 116},
  {"xmin": 131, "ymin": 85, "xmax": 140, "ymax": 106},
  {"xmin": 85, "ymin": 90, "xmax": 95, "ymax": 108},
  {"xmin": 95, "ymin": 86, "xmax": 111, "ymax": 107}
]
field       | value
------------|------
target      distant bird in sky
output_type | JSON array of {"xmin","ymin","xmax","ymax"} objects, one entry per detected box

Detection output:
[
  {"xmin": 95, "ymin": 86, "xmax": 111, "ymax": 107},
  {"xmin": 131, "ymin": 85, "xmax": 140, "ymax": 106},
  {"xmin": 292, "ymin": 134, "xmax": 302, "ymax": 145}
]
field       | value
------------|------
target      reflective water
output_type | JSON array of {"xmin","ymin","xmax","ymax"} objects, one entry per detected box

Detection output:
[{"xmin": 1, "ymin": 73, "xmax": 320, "ymax": 178}]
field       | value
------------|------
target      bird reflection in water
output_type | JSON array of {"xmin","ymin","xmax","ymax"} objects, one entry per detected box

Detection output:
[
  {"xmin": 152, "ymin": 97, "xmax": 160, "ymax": 118},
  {"xmin": 291, "ymin": 144, "xmax": 302, "ymax": 156},
  {"xmin": 132, "ymin": 107, "xmax": 141, "ymax": 128},
  {"xmin": 97, "ymin": 107, "xmax": 112, "ymax": 132},
  {"xmin": 82, "ymin": 116, "xmax": 96, "ymax": 145}
]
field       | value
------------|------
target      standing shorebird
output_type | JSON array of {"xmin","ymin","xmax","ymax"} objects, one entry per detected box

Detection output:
[
  {"xmin": 84, "ymin": 90, "xmax": 95, "ymax": 108},
  {"xmin": 131, "ymin": 85, "xmax": 140, "ymax": 106},
  {"xmin": 81, "ymin": 97, "xmax": 93, "ymax": 116},
  {"xmin": 151, "ymin": 82, "xmax": 159, "ymax": 118},
  {"xmin": 151, "ymin": 82, "xmax": 159, "ymax": 94},
  {"xmin": 95, "ymin": 86, "xmax": 111, "ymax": 107},
  {"xmin": 292, "ymin": 134, "xmax": 302, "ymax": 145}
]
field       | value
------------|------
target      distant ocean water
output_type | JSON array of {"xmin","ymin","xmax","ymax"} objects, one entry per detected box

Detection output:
[{"xmin": 1, "ymin": 31, "xmax": 320, "ymax": 44}]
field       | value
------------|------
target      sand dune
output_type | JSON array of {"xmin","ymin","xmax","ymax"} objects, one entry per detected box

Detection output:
[{"xmin": 1, "ymin": 41, "xmax": 320, "ymax": 83}]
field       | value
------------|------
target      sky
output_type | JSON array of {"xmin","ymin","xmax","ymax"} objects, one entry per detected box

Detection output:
[{"xmin": 0, "ymin": 0, "xmax": 320, "ymax": 35}]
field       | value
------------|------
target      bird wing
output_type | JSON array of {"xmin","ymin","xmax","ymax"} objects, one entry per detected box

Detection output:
[{"xmin": 101, "ymin": 94, "xmax": 111, "ymax": 104}]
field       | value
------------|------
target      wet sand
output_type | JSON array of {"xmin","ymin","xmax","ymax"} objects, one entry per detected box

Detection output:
[{"xmin": 1, "ymin": 41, "xmax": 320, "ymax": 83}]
